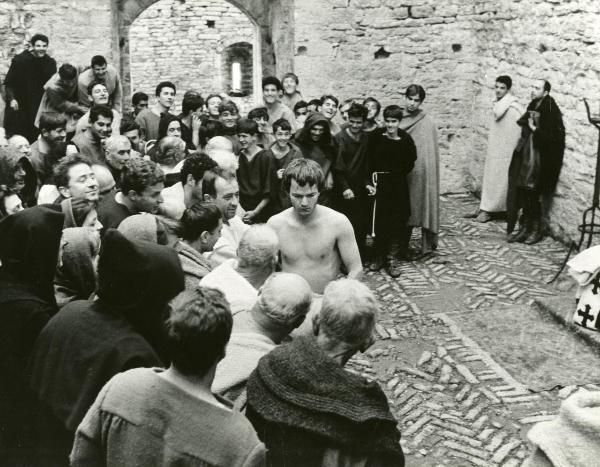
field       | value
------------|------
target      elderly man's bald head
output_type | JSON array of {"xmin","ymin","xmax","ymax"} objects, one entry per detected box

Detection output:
[
  {"xmin": 205, "ymin": 136, "xmax": 233, "ymax": 155},
  {"xmin": 254, "ymin": 272, "xmax": 312, "ymax": 328},
  {"xmin": 237, "ymin": 224, "xmax": 279, "ymax": 271},
  {"xmin": 8, "ymin": 135, "xmax": 31, "ymax": 156},
  {"xmin": 104, "ymin": 135, "xmax": 131, "ymax": 153},
  {"xmin": 92, "ymin": 164, "xmax": 116, "ymax": 199}
]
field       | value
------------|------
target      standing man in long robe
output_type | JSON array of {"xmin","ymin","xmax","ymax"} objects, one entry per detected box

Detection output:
[
  {"xmin": 469, "ymin": 76, "xmax": 523, "ymax": 222},
  {"xmin": 400, "ymin": 85, "xmax": 439, "ymax": 257},
  {"xmin": 3, "ymin": 34, "xmax": 57, "ymax": 142}
]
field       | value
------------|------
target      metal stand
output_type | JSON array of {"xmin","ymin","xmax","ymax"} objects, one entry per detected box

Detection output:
[{"xmin": 549, "ymin": 98, "xmax": 600, "ymax": 283}]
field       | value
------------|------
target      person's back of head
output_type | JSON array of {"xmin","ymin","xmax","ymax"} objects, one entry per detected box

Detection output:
[
  {"xmin": 236, "ymin": 224, "xmax": 279, "ymax": 272},
  {"xmin": 314, "ymin": 278, "xmax": 379, "ymax": 358},
  {"xmin": 180, "ymin": 152, "xmax": 218, "ymax": 186},
  {"xmin": 252, "ymin": 272, "xmax": 312, "ymax": 342},
  {"xmin": 154, "ymin": 136, "xmax": 185, "ymax": 168},
  {"xmin": 58, "ymin": 63, "xmax": 77, "ymax": 82},
  {"xmin": 91, "ymin": 164, "xmax": 116, "ymax": 199},
  {"xmin": 117, "ymin": 213, "xmax": 166, "ymax": 244},
  {"xmin": 121, "ymin": 157, "xmax": 164, "ymax": 197},
  {"xmin": 166, "ymin": 287, "xmax": 233, "ymax": 379}
]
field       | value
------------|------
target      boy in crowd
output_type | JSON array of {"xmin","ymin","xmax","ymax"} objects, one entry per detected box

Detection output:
[
  {"xmin": 69, "ymin": 104, "xmax": 114, "ymax": 163},
  {"xmin": 75, "ymin": 81, "xmax": 121, "ymax": 136},
  {"xmin": 307, "ymin": 98, "xmax": 321, "ymax": 113},
  {"xmin": 131, "ymin": 91, "xmax": 148, "ymax": 117},
  {"xmin": 215, "ymin": 100, "xmax": 240, "ymax": 154},
  {"xmin": 262, "ymin": 76, "xmax": 296, "ymax": 132},
  {"xmin": 135, "ymin": 81, "xmax": 176, "ymax": 141},
  {"xmin": 236, "ymin": 119, "xmax": 271, "ymax": 224},
  {"xmin": 281, "ymin": 72, "xmax": 303, "ymax": 111},
  {"xmin": 293, "ymin": 100, "xmax": 308, "ymax": 129},
  {"xmin": 248, "ymin": 107, "xmax": 275, "ymax": 148},
  {"xmin": 120, "ymin": 117, "xmax": 144, "ymax": 156},
  {"xmin": 30, "ymin": 112, "xmax": 67, "ymax": 182},
  {"xmin": 77, "ymin": 55, "xmax": 122, "ymax": 112},
  {"xmin": 269, "ymin": 118, "xmax": 302, "ymax": 216},
  {"xmin": 320, "ymin": 94, "xmax": 341, "ymax": 136},
  {"xmin": 366, "ymin": 105, "xmax": 416, "ymax": 278}
]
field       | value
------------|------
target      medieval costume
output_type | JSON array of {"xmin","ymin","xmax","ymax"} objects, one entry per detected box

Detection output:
[
  {"xmin": 35, "ymin": 73, "xmax": 87, "ymax": 128},
  {"xmin": 246, "ymin": 336, "xmax": 405, "ymax": 467},
  {"xmin": 294, "ymin": 112, "xmax": 338, "ymax": 208},
  {"xmin": 400, "ymin": 108, "xmax": 440, "ymax": 255},
  {"xmin": 4, "ymin": 48, "xmax": 56, "ymax": 142},
  {"xmin": 480, "ymin": 93, "xmax": 523, "ymax": 215},
  {"xmin": 0, "ymin": 145, "xmax": 39, "ymax": 209},
  {"xmin": 507, "ymin": 94, "xmax": 565, "ymax": 244},
  {"xmin": 174, "ymin": 239, "xmax": 213, "ymax": 290}
]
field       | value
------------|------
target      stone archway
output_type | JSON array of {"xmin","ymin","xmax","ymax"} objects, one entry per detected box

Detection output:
[{"xmin": 113, "ymin": 0, "xmax": 295, "ymax": 110}]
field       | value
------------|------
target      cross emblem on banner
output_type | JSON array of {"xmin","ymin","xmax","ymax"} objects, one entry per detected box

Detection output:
[
  {"xmin": 591, "ymin": 273, "xmax": 600, "ymax": 295},
  {"xmin": 577, "ymin": 304, "xmax": 595, "ymax": 328}
]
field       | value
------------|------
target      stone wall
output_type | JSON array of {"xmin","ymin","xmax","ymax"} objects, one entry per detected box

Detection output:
[{"xmin": 128, "ymin": 0, "xmax": 255, "ymax": 114}]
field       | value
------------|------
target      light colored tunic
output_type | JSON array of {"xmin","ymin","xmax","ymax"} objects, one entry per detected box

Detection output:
[
  {"xmin": 480, "ymin": 93, "xmax": 523, "ymax": 212},
  {"xmin": 400, "ymin": 110, "xmax": 440, "ymax": 234}
]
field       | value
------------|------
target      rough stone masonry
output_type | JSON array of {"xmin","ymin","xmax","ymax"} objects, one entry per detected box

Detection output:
[{"xmin": 0, "ymin": 0, "xmax": 599, "ymax": 243}]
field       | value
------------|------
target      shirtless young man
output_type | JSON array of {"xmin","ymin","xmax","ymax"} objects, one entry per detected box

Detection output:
[{"xmin": 267, "ymin": 158, "xmax": 362, "ymax": 294}]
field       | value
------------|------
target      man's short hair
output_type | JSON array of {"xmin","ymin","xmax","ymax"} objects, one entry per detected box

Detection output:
[
  {"xmin": 362, "ymin": 97, "xmax": 381, "ymax": 116},
  {"xmin": 282, "ymin": 158, "xmax": 324, "ymax": 193},
  {"xmin": 205, "ymin": 93, "xmax": 222, "ymax": 106},
  {"xmin": 320, "ymin": 95, "xmax": 339, "ymax": 107},
  {"xmin": 91, "ymin": 55, "xmax": 107, "ymax": 68},
  {"xmin": 121, "ymin": 158, "xmax": 164, "ymax": 195},
  {"xmin": 319, "ymin": 279, "xmax": 379, "ymax": 348},
  {"xmin": 132, "ymin": 91, "xmax": 149, "ymax": 105},
  {"xmin": 347, "ymin": 103, "xmax": 368, "ymax": 120},
  {"xmin": 281, "ymin": 72, "xmax": 299, "ymax": 85},
  {"xmin": 154, "ymin": 136, "xmax": 185, "ymax": 166},
  {"xmin": 182, "ymin": 93, "xmax": 204, "ymax": 114},
  {"xmin": 383, "ymin": 104, "xmax": 403, "ymax": 121},
  {"xmin": 120, "ymin": 116, "xmax": 141, "ymax": 135},
  {"xmin": 89, "ymin": 104, "xmax": 113, "ymax": 124},
  {"xmin": 181, "ymin": 202, "xmax": 221, "ymax": 242},
  {"xmin": 307, "ymin": 98, "xmax": 321, "ymax": 109},
  {"xmin": 273, "ymin": 118, "xmax": 291, "ymax": 133},
  {"xmin": 218, "ymin": 101, "xmax": 239, "ymax": 115},
  {"xmin": 180, "ymin": 152, "xmax": 218, "ymax": 185},
  {"xmin": 256, "ymin": 273, "xmax": 312, "ymax": 327},
  {"xmin": 405, "ymin": 84, "xmax": 426, "ymax": 101},
  {"xmin": 262, "ymin": 76, "xmax": 283, "ymax": 91},
  {"xmin": 53, "ymin": 153, "xmax": 93, "ymax": 189},
  {"xmin": 293, "ymin": 100, "xmax": 308, "ymax": 113},
  {"xmin": 496, "ymin": 75, "xmax": 512, "ymax": 90},
  {"xmin": 58, "ymin": 63, "xmax": 77, "ymax": 81},
  {"xmin": 202, "ymin": 166, "xmax": 236, "ymax": 198},
  {"xmin": 236, "ymin": 118, "xmax": 258, "ymax": 136},
  {"xmin": 237, "ymin": 224, "xmax": 279, "ymax": 270},
  {"xmin": 86, "ymin": 80, "xmax": 107, "ymax": 97},
  {"xmin": 30, "ymin": 33, "xmax": 49, "ymax": 46},
  {"xmin": 39, "ymin": 112, "xmax": 67, "ymax": 132},
  {"xmin": 155, "ymin": 81, "xmax": 176, "ymax": 97},
  {"xmin": 543, "ymin": 80, "xmax": 551, "ymax": 92},
  {"xmin": 165, "ymin": 287, "xmax": 233, "ymax": 377},
  {"xmin": 248, "ymin": 107, "xmax": 269, "ymax": 121}
]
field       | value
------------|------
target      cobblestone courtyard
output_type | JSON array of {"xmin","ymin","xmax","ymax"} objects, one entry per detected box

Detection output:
[{"xmin": 350, "ymin": 193, "xmax": 600, "ymax": 467}]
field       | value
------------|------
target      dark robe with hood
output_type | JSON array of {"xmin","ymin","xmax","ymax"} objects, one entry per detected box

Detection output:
[
  {"xmin": 29, "ymin": 229, "xmax": 185, "ymax": 465},
  {"xmin": 0, "ymin": 205, "xmax": 64, "ymax": 464},
  {"xmin": 293, "ymin": 112, "xmax": 338, "ymax": 208},
  {"xmin": 0, "ymin": 145, "xmax": 39, "ymax": 211},
  {"xmin": 4, "ymin": 49, "xmax": 57, "ymax": 142},
  {"xmin": 507, "ymin": 95, "xmax": 565, "ymax": 233},
  {"xmin": 246, "ymin": 337, "xmax": 405, "ymax": 467}
]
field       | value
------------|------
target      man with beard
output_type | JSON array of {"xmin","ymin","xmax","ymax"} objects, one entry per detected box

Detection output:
[
  {"xmin": 77, "ymin": 55, "xmax": 123, "ymax": 112},
  {"xmin": 4, "ymin": 34, "xmax": 57, "ymax": 142},
  {"xmin": 507, "ymin": 79, "xmax": 565, "ymax": 244},
  {"xmin": 293, "ymin": 112, "xmax": 337, "ymax": 208},
  {"xmin": 267, "ymin": 158, "xmax": 362, "ymax": 295},
  {"xmin": 69, "ymin": 104, "xmax": 114, "ymax": 163},
  {"xmin": 29, "ymin": 112, "xmax": 67, "ymax": 182},
  {"xmin": 97, "ymin": 157, "xmax": 164, "ymax": 232}
]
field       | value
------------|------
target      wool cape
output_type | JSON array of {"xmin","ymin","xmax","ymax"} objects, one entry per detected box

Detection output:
[
  {"xmin": 246, "ymin": 336, "xmax": 404, "ymax": 466},
  {"xmin": 507, "ymin": 95, "xmax": 565, "ymax": 232}
]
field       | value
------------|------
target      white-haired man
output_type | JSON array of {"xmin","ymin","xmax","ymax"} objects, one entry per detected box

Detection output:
[
  {"xmin": 200, "ymin": 224, "xmax": 279, "ymax": 314},
  {"xmin": 246, "ymin": 278, "xmax": 405, "ymax": 467},
  {"xmin": 103, "ymin": 135, "xmax": 132, "ymax": 188},
  {"xmin": 212, "ymin": 272, "xmax": 312, "ymax": 403}
]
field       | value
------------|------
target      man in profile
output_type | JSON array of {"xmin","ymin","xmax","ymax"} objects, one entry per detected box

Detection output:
[{"xmin": 267, "ymin": 158, "xmax": 362, "ymax": 295}]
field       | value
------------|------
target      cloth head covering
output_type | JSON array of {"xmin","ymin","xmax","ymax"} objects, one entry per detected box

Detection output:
[
  {"xmin": 0, "ymin": 204, "xmax": 65, "ymax": 304},
  {"xmin": 54, "ymin": 227, "xmax": 100, "ymax": 307},
  {"xmin": 117, "ymin": 213, "xmax": 159, "ymax": 243},
  {"xmin": 294, "ymin": 112, "xmax": 334, "ymax": 150},
  {"xmin": 0, "ymin": 145, "xmax": 38, "ymax": 208}
]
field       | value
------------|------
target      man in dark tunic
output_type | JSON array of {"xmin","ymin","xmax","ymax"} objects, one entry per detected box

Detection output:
[
  {"xmin": 236, "ymin": 118, "xmax": 271, "ymax": 223},
  {"xmin": 366, "ymin": 105, "xmax": 416, "ymax": 278},
  {"xmin": 507, "ymin": 79, "xmax": 565, "ymax": 245},
  {"xmin": 3, "ymin": 34, "xmax": 57, "ymax": 142},
  {"xmin": 334, "ymin": 103, "xmax": 371, "ymax": 259}
]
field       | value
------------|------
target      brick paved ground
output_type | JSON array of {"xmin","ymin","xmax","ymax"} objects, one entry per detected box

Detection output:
[{"xmin": 348, "ymin": 193, "xmax": 600, "ymax": 467}]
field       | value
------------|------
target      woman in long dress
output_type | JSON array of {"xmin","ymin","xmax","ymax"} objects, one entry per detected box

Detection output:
[{"xmin": 400, "ymin": 84, "xmax": 440, "ymax": 257}]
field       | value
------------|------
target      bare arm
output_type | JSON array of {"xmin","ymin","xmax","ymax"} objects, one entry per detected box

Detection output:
[{"xmin": 337, "ymin": 216, "xmax": 363, "ymax": 280}]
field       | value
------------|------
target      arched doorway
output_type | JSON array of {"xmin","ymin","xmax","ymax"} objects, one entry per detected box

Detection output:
[
  {"xmin": 128, "ymin": 0, "xmax": 260, "ymax": 113},
  {"xmin": 115, "ymin": 0, "xmax": 295, "ymax": 112}
]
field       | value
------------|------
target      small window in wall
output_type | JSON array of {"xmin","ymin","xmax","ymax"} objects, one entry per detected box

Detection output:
[{"xmin": 223, "ymin": 42, "xmax": 252, "ymax": 97}]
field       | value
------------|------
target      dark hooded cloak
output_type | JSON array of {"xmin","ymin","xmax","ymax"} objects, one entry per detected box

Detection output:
[
  {"xmin": 0, "ymin": 205, "xmax": 64, "ymax": 463},
  {"xmin": 0, "ymin": 145, "xmax": 39, "ymax": 210},
  {"xmin": 29, "ymin": 229, "xmax": 185, "ymax": 464}
]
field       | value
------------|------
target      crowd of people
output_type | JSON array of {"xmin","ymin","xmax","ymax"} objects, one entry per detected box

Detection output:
[{"xmin": 0, "ymin": 33, "xmax": 575, "ymax": 467}]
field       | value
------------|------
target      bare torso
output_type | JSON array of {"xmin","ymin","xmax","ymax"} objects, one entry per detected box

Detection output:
[{"xmin": 268, "ymin": 206, "xmax": 345, "ymax": 294}]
